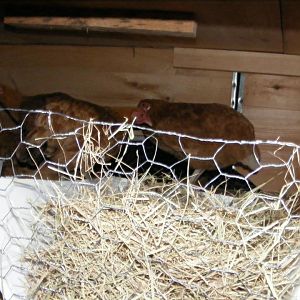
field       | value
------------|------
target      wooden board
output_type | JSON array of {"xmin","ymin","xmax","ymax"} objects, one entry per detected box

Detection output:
[
  {"xmin": 174, "ymin": 48, "xmax": 300, "ymax": 77},
  {"xmin": 244, "ymin": 74, "xmax": 300, "ymax": 145},
  {"xmin": 0, "ymin": 46, "xmax": 174, "ymax": 74},
  {"xmin": 244, "ymin": 106, "xmax": 300, "ymax": 143},
  {"xmin": 0, "ymin": 0, "xmax": 283, "ymax": 52},
  {"xmin": 243, "ymin": 106, "xmax": 300, "ymax": 194},
  {"xmin": 4, "ymin": 17, "xmax": 197, "ymax": 38},
  {"xmin": 243, "ymin": 73, "xmax": 300, "ymax": 193},
  {"xmin": 281, "ymin": 0, "xmax": 300, "ymax": 54},
  {"xmin": 0, "ymin": 45, "xmax": 232, "ymax": 107},
  {"xmin": 244, "ymin": 74, "xmax": 300, "ymax": 111}
]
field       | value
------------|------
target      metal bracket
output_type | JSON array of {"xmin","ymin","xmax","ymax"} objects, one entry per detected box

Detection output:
[{"xmin": 231, "ymin": 72, "xmax": 245, "ymax": 113}]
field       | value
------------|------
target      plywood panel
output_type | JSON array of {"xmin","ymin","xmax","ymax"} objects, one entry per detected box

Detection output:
[
  {"xmin": 0, "ymin": 0, "xmax": 283, "ymax": 52},
  {"xmin": 0, "ymin": 45, "xmax": 232, "ymax": 107},
  {"xmin": 174, "ymin": 48, "xmax": 300, "ymax": 76}
]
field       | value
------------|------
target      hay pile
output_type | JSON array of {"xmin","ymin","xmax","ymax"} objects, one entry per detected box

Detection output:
[{"xmin": 25, "ymin": 178, "xmax": 300, "ymax": 299}]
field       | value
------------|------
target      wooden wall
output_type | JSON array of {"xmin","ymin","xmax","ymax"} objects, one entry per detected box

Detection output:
[
  {"xmin": 1, "ymin": 1, "xmax": 300, "ymax": 55},
  {"xmin": 0, "ymin": 45, "xmax": 232, "ymax": 106},
  {"xmin": 0, "ymin": 1, "xmax": 282, "ymax": 53},
  {"xmin": 243, "ymin": 74, "xmax": 300, "ymax": 193}
]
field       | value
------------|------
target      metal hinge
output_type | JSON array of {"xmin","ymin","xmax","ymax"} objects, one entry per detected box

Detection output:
[{"xmin": 231, "ymin": 72, "xmax": 245, "ymax": 113}]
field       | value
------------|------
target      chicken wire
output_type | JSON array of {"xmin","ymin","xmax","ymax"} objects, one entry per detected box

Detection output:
[{"xmin": 0, "ymin": 108, "xmax": 300, "ymax": 299}]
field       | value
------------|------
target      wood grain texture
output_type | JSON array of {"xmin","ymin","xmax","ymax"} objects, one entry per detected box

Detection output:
[
  {"xmin": 0, "ymin": 46, "xmax": 173, "ymax": 74},
  {"xmin": 174, "ymin": 48, "xmax": 300, "ymax": 76},
  {"xmin": 244, "ymin": 74, "xmax": 300, "ymax": 111},
  {"xmin": 0, "ymin": 0, "xmax": 282, "ymax": 52},
  {"xmin": 244, "ymin": 106, "xmax": 300, "ymax": 143},
  {"xmin": 0, "ymin": 45, "xmax": 232, "ymax": 107},
  {"xmin": 4, "ymin": 17, "xmax": 197, "ymax": 38},
  {"xmin": 243, "ymin": 166, "xmax": 296, "ymax": 194},
  {"xmin": 281, "ymin": 0, "xmax": 300, "ymax": 54},
  {"xmin": 237, "ymin": 142, "xmax": 300, "ymax": 194},
  {"xmin": 243, "ymin": 72, "xmax": 300, "ymax": 193},
  {"xmin": 244, "ymin": 74, "xmax": 300, "ymax": 145}
]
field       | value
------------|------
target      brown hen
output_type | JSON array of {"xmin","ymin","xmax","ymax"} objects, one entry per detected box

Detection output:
[
  {"xmin": 132, "ymin": 99, "xmax": 260, "ymax": 180},
  {"xmin": 0, "ymin": 85, "xmax": 132, "ymax": 178}
]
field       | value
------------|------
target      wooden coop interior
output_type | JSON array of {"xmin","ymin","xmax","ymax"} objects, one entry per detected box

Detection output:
[{"xmin": 0, "ymin": 0, "xmax": 300, "ymax": 193}]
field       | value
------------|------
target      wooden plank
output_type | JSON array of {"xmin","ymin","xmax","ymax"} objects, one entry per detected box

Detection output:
[
  {"xmin": 0, "ymin": 45, "xmax": 231, "ymax": 107},
  {"xmin": 244, "ymin": 73, "xmax": 300, "ymax": 144},
  {"xmin": 244, "ymin": 106, "xmax": 300, "ymax": 144},
  {"xmin": 242, "ymin": 72, "xmax": 300, "ymax": 193},
  {"xmin": 0, "ymin": 46, "xmax": 174, "ymax": 74},
  {"xmin": 0, "ymin": 71, "xmax": 232, "ymax": 107},
  {"xmin": 281, "ymin": 0, "xmax": 300, "ymax": 54},
  {"xmin": 237, "ymin": 142, "xmax": 300, "ymax": 193},
  {"xmin": 254, "ymin": 144, "xmax": 300, "ymax": 193},
  {"xmin": 244, "ymin": 74, "xmax": 300, "ymax": 111},
  {"xmin": 247, "ymin": 167, "xmax": 297, "ymax": 193},
  {"xmin": 4, "ymin": 17, "xmax": 197, "ymax": 38},
  {"xmin": 0, "ymin": 1, "xmax": 282, "ymax": 52},
  {"xmin": 174, "ymin": 48, "xmax": 300, "ymax": 77}
]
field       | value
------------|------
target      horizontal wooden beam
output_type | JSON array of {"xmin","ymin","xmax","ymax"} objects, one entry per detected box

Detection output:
[
  {"xmin": 4, "ymin": 16, "xmax": 197, "ymax": 38},
  {"xmin": 174, "ymin": 48, "xmax": 300, "ymax": 76},
  {"xmin": 0, "ymin": 45, "xmax": 231, "ymax": 107}
]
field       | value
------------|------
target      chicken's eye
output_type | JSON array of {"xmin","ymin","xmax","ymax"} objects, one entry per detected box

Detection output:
[{"xmin": 141, "ymin": 102, "xmax": 151, "ymax": 111}]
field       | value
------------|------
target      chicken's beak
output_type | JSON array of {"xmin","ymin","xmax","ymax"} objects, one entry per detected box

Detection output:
[{"xmin": 131, "ymin": 110, "xmax": 153, "ymax": 127}]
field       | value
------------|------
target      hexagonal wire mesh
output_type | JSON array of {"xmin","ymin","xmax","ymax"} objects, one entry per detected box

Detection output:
[{"xmin": 0, "ymin": 108, "xmax": 300, "ymax": 299}]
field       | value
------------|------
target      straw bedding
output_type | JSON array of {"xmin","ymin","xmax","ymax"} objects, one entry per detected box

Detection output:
[{"xmin": 25, "ymin": 178, "xmax": 300, "ymax": 299}]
